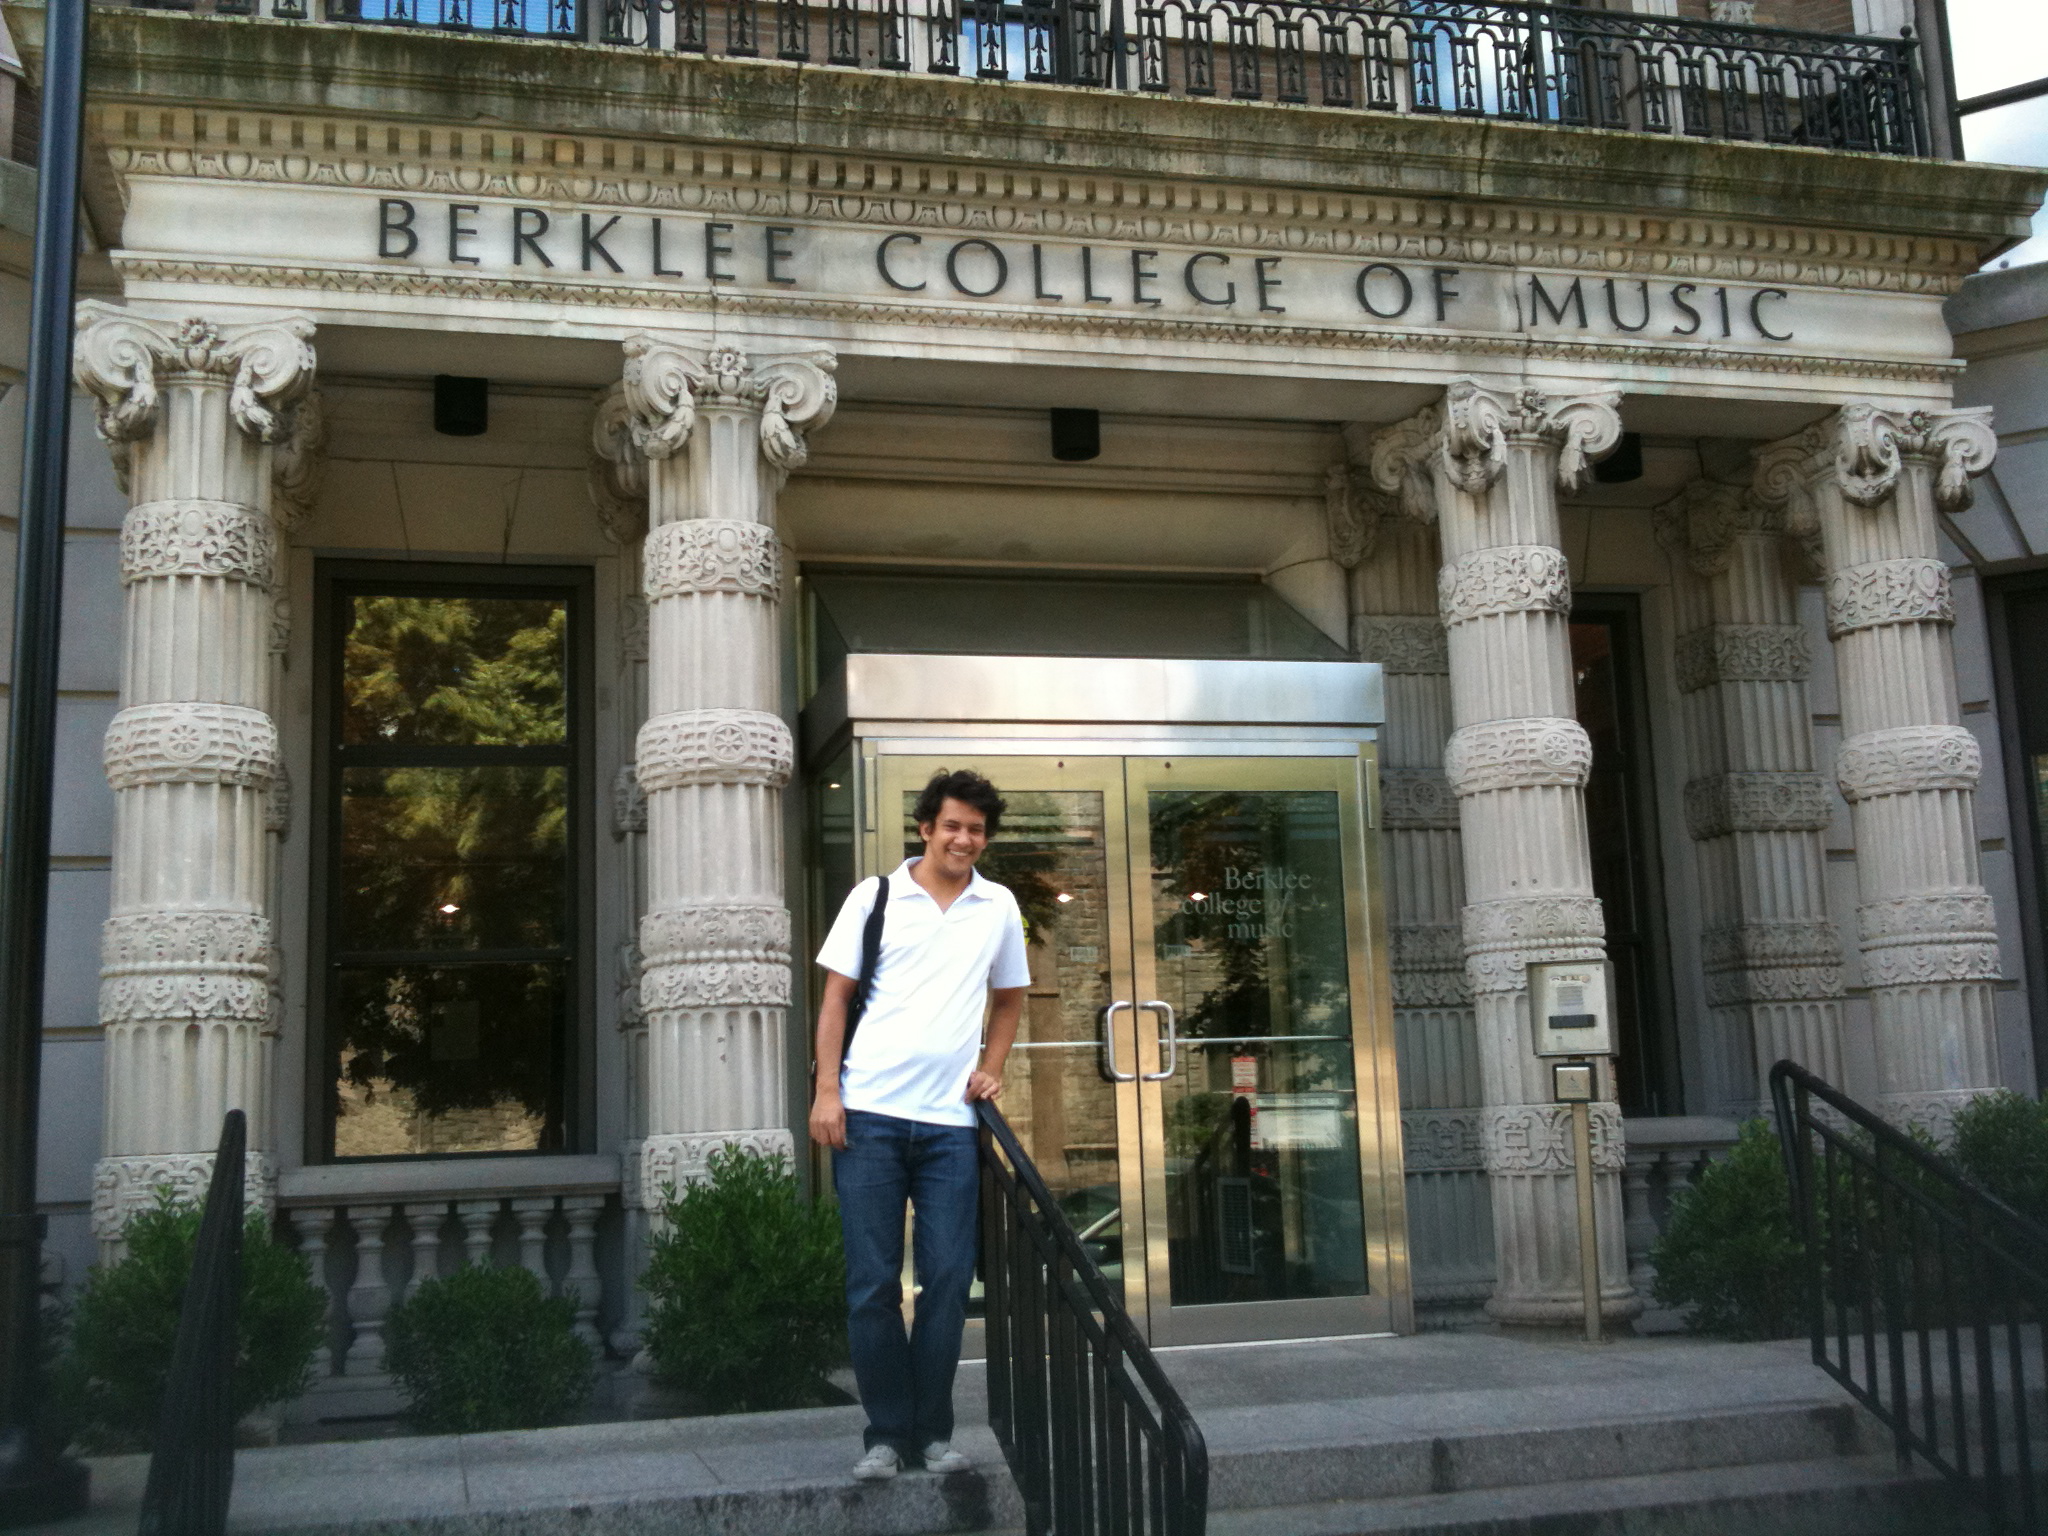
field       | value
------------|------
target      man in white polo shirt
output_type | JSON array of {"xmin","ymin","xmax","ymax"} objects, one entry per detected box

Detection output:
[{"xmin": 810, "ymin": 768, "xmax": 1029, "ymax": 1482}]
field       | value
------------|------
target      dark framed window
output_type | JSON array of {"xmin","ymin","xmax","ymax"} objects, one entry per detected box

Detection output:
[
  {"xmin": 1991, "ymin": 573, "xmax": 2048, "ymax": 1092},
  {"xmin": 311, "ymin": 562, "xmax": 593, "ymax": 1161},
  {"xmin": 1571, "ymin": 594, "xmax": 1682, "ymax": 1117}
]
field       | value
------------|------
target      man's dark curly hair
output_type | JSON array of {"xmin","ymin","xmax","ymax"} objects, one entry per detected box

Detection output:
[{"xmin": 913, "ymin": 768, "xmax": 1006, "ymax": 837}]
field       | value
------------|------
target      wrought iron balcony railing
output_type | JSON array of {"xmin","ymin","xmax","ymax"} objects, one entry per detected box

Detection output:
[{"xmin": 134, "ymin": 0, "xmax": 1929, "ymax": 157}]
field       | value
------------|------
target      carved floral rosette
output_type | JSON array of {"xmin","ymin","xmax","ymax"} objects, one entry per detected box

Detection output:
[
  {"xmin": 1672, "ymin": 624, "xmax": 1809, "ymax": 694},
  {"xmin": 1378, "ymin": 769, "xmax": 1460, "ymax": 830},
  {"xmin": 1834, "ymin": 725, "xmax": 1981, "ymax": 804},
  {"xmin": 92, "ymin": 1150, "xmax": 279, "ymax": 1242},
  {"xmin": 1481, "ymin": 1103, "xmax": 1626, "ymax": 1176},
  {"xmin": 121, "ymin": 499, "xmax": 278, "ymax": 587},
  {"xmin": 1443, "ymin": 718, "xmax": 1593, "ymax": 797},
  {"xmin": 634, "ymin": 709, "xmax": 794, "ymax": 791},
  {"xmin": 640, "ymin": 1129, "xmax": 797, "ymax": 1214},
  {"xmin": 103, "ymin": 702, "xmax": 280, "ymax": 791},
  {"xmin": 1437, "ymin": 545, "xmax": 1571, "ymax": 626},
  {"xmin": 1682, "ymin": 772, "xmax": 1833, "ymax": 840},
  {"xmin": 1824, "ymin": 558, "xmax": 1954, "ymax": 639},
  {"xmin": 643, "ymin": 519, "xmax": 782, "ymax": 601},
  {"xmin": 1352, "ymin": 616, "xmax": 1449, "ymax": 675}
]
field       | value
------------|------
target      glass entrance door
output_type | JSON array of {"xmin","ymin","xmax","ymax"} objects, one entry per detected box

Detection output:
[{"xmin": 868, "ymin": 750, "xmax": 1407, "ymax": 1344}]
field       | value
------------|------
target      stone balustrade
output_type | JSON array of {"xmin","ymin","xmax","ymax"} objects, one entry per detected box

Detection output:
[
  {"xmin": 275, "ymin": 1154, "xmax": 620, "ymax": 1392},
  {"xmin": 1621, "ymin": 1116, "xmax": 1743, "ymax": 1305}
]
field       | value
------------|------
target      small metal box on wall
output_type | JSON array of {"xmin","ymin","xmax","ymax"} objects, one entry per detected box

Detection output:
[{"xmin": 1528, "ymin": 960, "xmax": 1616, "ymax": 1059}]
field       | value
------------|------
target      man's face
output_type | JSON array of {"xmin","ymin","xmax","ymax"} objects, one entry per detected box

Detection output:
[{"xmin": 919, "ymin": 797, "xmax": 989, "ymax": 878}]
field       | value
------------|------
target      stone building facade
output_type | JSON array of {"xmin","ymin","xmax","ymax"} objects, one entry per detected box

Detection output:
[{"xmin": 3, "ymin": 0, "xmax": 2045, "ymax": 1417}]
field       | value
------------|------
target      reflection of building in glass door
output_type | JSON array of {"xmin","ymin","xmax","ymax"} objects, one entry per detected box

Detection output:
[{"xmin": 1140, "ymin": 785, "xmax": 1368, "ymax": 1311}]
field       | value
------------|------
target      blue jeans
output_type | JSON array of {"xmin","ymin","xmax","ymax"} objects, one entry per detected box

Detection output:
[{"xmin": 833, "ymin": 1109, "xmax": 980, "ymax": 1457}]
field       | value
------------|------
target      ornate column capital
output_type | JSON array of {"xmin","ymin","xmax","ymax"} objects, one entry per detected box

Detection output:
[
  {"xmin": 589, "ymin": 381, "xmax": 649, "ymax": 545},
  {"xmin": 1433, "ymin": 380, "xmax": 1623, "ymax": 495},
  {"xmin": 618, "ymin": 335, "xmax": 838, "ymax": 469},
  {"xmin": 1652, "ymin": 480, "xmax": 1781, "ymax": 579},
  {"xmin": 1755, "ymin": 403, "xmax": 1997, "ymax": 516},
  {"xmin": 1362, "ymin": 406, "xmax": 1444, "ymax": 524},
  {"xmin": 73, "ymin": 301, "xmax": 316, "ymax": 446},
  {"xmin": 1323, "ymin": 461, "xmax": 1397, "ymax": 570}
]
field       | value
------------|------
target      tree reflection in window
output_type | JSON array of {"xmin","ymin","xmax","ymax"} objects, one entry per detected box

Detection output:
[{"xmin": 328, "ymin": 592, "xmax": 575, "ymax": 1159}]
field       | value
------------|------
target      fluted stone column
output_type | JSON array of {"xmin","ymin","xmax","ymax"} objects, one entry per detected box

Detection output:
[
  {"xmin": 1333, "ymin": 446, "xmax": 1493, "ymax": 1316},
  {"xmin": 597, "ymin": 336, "xmax": 836, "ymax": 1211},
  {"xmin": 1755, "ymin": 405, "xmax": 2002, "ymax": 1132},
  {"xmin": 73, "ymin": 303, "xmax": 317, "ymax": 1250},
  {"xmin": 1371, "ymin": 379, "xmax": 1635, "ymax": 1328},
  {"xmin": 1655, "ymin": 482, "xmax": 1845, "ymax": 1117}
]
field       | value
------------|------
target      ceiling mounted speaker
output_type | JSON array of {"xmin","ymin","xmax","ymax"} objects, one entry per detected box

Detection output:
[
  {"xmin": 1050, "ymin": 408, "xmax": 1100, "ymax": 463},
  {"xmin": 434, "ymin": 375, "xmax": 489, "ymax": 437},
  {"xmin": 1592, "ymin": 431, "xmax": 1643, "ymax": 484}
]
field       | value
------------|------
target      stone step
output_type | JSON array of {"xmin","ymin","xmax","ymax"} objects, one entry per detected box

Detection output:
[{"xmin": 1205, "ymin": 1455, "xmax": 1979, "ymax": 1536}]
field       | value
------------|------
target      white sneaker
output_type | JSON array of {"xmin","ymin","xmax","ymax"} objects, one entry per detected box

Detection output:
[
  {"xmin": 852, "ymin": 1444, "xmax": 902, "ymax": 1481},
  {"xmin": 921, "ymin": 1441, "xmax": 971, "ymax": 1473}
]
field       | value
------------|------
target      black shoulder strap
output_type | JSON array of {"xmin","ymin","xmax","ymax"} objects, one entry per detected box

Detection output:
[{"xmin": 843, "ymin": 876, "xmax": 890, "ymax": 1053}]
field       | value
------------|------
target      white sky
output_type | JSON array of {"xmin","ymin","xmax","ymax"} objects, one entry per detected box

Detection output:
[{"xmin": 1950, "ymin": 0, "xmax": 2048, "ymax": 266}]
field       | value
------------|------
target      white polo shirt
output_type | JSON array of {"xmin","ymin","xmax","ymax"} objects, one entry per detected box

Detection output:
[{"xmin": 817, "ymin": 858, "xmax": 1031, "ymax": 1127}]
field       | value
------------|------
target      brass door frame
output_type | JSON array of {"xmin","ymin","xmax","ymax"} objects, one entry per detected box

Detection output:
[{"xmin": 862, "ymin": 739, "xmax": 1411, "ymax": 1343}]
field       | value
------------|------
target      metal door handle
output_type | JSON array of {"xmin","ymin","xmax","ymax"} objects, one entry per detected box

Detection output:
[
  {"xmin": 1139, "ymin": 999, "xmax": 1178, "ymax": 1081},
  {"xmin": 1099, "ymin": 1000, "xmax": 1136, "ymax": 1082}
]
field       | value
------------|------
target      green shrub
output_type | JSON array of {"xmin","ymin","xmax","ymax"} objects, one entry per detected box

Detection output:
[
  {"xmin": 384, "ymin": 1262, "xmax": 595, "ymax": 1433},
  {"xmin": 642, "ymin": 1146, "xmax": 846, "ymax": 1412},
  {"xmin": 1650, "ymin": 1119, "xmax": 1805, "ymax": 1341},
  {"xmin": 58, "ymin": 1188, "xmax": 325, "ymax": 1452},
  {"xmin": 1949, "ymin": 1090, "xmax": 2048, "ymax": 1226}
]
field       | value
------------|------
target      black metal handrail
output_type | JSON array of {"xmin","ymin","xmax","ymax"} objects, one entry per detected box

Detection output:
[
  {"xmin": 137, "ymin": 1109, "xmax": 246, "ymax": 1536},
  {"xmin": 1770, "ymin": 1061, "xmax": 2048, "ymax": 1535},
  {"xmin": 131, "ymin": 0, "xmax": 1925, "ymax": 156},
  {"xmin": 976, "ymin": 1099, "xmax": 1208, "ymax": 1536}
]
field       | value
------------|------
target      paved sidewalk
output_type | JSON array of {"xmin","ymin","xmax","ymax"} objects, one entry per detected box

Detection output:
[{"xmin": 23, "ymin": 1331, "xmax": 1860, "ymax": 1535}]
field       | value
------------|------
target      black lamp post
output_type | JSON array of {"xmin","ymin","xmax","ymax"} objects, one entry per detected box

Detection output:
[{"xmin": 0, "ymin": 0, "xmax": 92, "ymax": 1523}]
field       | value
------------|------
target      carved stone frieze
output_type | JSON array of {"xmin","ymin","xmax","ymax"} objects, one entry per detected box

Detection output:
[
  {"xmin": 1392, "ymin": 922, "xmax": 1468, "ymax": 972},
  {"xmin": 1704, "ymin": 965, "xmax": 1844, "ymax": 1006},
  {"xmin": 643, "ymin": 519, "xmax": 782, "ymax": 601},
  {"xmin": 1379, "ymin": 769, "xmax": 1461, "ymax": 829},
  {"xmin": 634, "ymin": 709, "xmax": 794, "ymax": 792},
  {"xmin": 121, "ymin": 499, "xmax": 278, "ymax": 587},
  {"xmin": 1701, "ymin": 920, "xmax": 1841, "ymax": 974},
  {"xmin": 103, "ymin": 702, "xmax": 280, "ymax": 791},
  {"xmin": 1825, "ymin": 558, "xmax": 1954, "ymax": 638},
  {"xmin": 613, "ymin": 762, "xmax": 646, "ymax": 837},
  {"xmin": 1857, "ymin": 892, "xmax": 1997, "ymax": 944},
  {"xmin": 1672, "ymin": 624, "xmax": 1809, "ymax": 694},
  {"xmin": 639, "ymin": 961, "xmax": 792, "ymax": 1012},
  {"xmin": 93, "ymin": 1150, "xmax": 278, "ymax": 1241},
  {"xmin": 1401, "ymin": 1110, "xmax": 1485, "ymax": 1173},
  {"xmin": 1353, "ymin": 616, "xmax": 1449, "ymax": 675},
  {"xmin": 640, "ymin": 1129, "xmax": 797, "ymax": 1209},
  {"xmin": 1835, "ymin": 725, "xmax": 1982, "ymax": 803},
  {"xmin": 74, "ymin": 302, "xmax": 316, "ymax": 446},
  {"xmin": 1438, "ymin": 546, "xmax": 1572, "ymax": 626},
  {"xmin": 1462, "ymin": 896, "xmax": 1606, "ymax": 954},
  {"xmin": 1481, "ymin": 1103, "xmax": 1626, "ymax": 1175},
  {"xmin": 1443, "ymin": 718, "xmax": 1593, "ymax": 796},
  {"xmin": 1862, "ymin": 941, "xmax": 2003, "ymax": 987},
  {"xmin": 641, "ymin": 903, "xmax": 792, "ymax": 967},
  {"xmin": 1682, "ymin": 772, "xmax": 1833, "ymax": 839}
]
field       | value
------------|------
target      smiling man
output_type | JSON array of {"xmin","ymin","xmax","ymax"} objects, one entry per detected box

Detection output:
[{"xmin": 810, "ymin": 768, "xmax": 1029, "ymax": 1482}]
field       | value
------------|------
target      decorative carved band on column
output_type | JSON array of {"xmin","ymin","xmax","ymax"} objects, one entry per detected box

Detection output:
[
  {"xmin": 1481, "ymin": 1102, "xmax": 1627, "ymax": 1174},
  {"xmin": 1673, "ymin": 624, "xmax": 1810, "ymax": 693},
  {"xmin": 102, "ymin": 702, "xmax": 281, "ymax": 789},
  {"xmin": 1378, "ymin": 769, "xmax": 1460, "ymax": 829},
  {"xmin": 639, "ymin": 902, "xmax": 795, "ymax": 1011},
  {"xmin": 1390, "ymin": 922, "xmax": 1471, "ymax": 1007},
  {"xmin": 1681, "ymin": 772, "xmax": 1833, "ymax": 838},
  {"xmin": 643, "ymin": 520, "xmax": 782, "ymax": 598},
  {"xmin": 1825, "ymin": 558, "xmax": 1955, "ymax": 637},
  {"xmin": 1834, "ymin": 725, "xmax": 1982, "ymax": 801},
  {"xmin": 120, "ymin": 500, "xmax": 279, "ymax": 586},
  {"xmin": 1437, "ymin": 546, "xmax": 1572, "ymax": 624},
  {"xmin": 93, "ymin": 1154, "xmax": 279, "ymax": 1243},
  {"xmin": 1443, "ymin": 718, "xmax": 1594, "ymax": 795},
  {"xmin": 100, "ymin": 911, "xmax": 271, "ymax": 1024},
  {"xmin": 1460, "ymin": 895, "xmax": 1606, "ymax": 995},
  {"xmin": 641, "ymin": 1129, "xmax": 798, "ymax": 1198},
  {"xmin": 634, "ymin": 709, "xmax": 795, "ymax": 790},
  {"xmin": 1353, "ymin": 615, "xmax": 1449, "ymax": 674}
]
